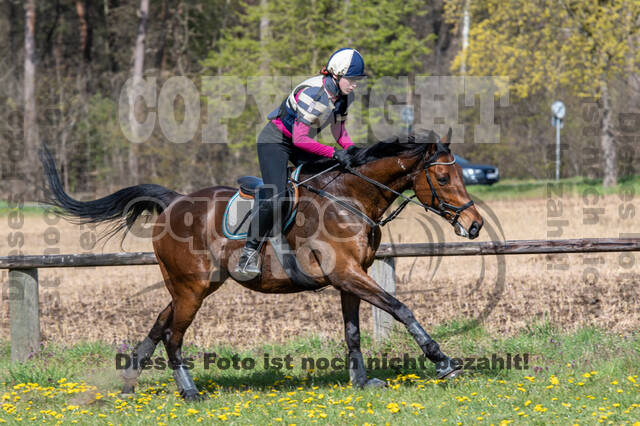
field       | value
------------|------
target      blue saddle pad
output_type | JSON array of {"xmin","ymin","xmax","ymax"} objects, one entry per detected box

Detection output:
[{"xmin": 223, "ymin": 165, "xmax": 303, "ymax": 239}]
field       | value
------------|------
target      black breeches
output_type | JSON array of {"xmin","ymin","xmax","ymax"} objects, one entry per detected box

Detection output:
[
  {"xmin": 246, "ymin": 122, "xmax": 321, "ymax": 247},
  {"xmin": 256, "ymin": 121, "xmax": 320, "ymax": 200}
]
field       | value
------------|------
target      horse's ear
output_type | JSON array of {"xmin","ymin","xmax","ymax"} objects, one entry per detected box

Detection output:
[
  {"xmin": 424, "ymin": 130, "xmax": 439, "ymax": 144},
  {"xmin": 441, "ymin": 127, "xmax": 453, "ymax": 146}
]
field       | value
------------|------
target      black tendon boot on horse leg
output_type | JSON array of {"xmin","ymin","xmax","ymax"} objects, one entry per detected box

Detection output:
[
  {"xmin": 341, "ymin": 292, "xmax": 386, "ymax": 388},
  {"xmin": 163, "ymin": 300, "xmax": 208, "ymax": 402},
  {"xmin": 234, "ymin": 186, "xmax": 277, "ymax": 280},
  {"xmin": 121, "ymin": 302, "xmax": 173, "ymax": 395}
]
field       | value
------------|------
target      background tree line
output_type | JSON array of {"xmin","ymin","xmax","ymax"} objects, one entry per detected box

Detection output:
[{"xmin": 1, "ymin": 0, "xmax": 638, "ymax": 201}]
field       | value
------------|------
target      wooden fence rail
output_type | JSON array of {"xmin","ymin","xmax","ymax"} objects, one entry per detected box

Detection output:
[{"xmin": 2, "ymin": 238, "xmax": 640, "ymax": 362}]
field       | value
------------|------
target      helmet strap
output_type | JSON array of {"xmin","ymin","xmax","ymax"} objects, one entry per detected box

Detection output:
[{"xmin": 334, "ymin": 75, "xmax": 346, "ymax": 96}]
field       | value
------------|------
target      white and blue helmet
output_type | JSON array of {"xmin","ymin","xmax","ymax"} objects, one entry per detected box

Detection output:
[{"xmin": 324, "ymin": 48, "xmax": 366, "ymax": 78}]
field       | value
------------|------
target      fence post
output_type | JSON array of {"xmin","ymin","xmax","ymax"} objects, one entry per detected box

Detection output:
[
  {"xmin": 370, "ymin": 257, "xmax": 396, "ymax": 342},
  {"xmin": 9, "ymin": 268, "xmax": 40, "ymax": 362}
]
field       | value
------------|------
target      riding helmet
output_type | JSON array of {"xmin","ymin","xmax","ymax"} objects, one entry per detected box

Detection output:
[{"xmin": 322, "ymin": 48, "xmax": 367, "ymax": 79}]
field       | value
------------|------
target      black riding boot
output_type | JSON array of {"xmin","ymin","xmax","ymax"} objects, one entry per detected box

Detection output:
[{"xmin": 233, "ymin": 187, "xmax": 276, "ymax": 280}]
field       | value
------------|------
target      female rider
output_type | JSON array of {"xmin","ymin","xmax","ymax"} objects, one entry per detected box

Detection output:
[{"xmin": 233, "ymin": 48, "xmax": 366, "ymax": 280}]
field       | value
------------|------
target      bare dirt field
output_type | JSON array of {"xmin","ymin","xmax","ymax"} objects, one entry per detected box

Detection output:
[{"xmin": 1, "ymin": 192, "xmax": 639, "ymax": 348}]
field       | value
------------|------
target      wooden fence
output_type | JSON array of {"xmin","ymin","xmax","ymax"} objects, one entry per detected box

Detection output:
[{"xmin": 2, "ymin": 238, "xmax": 640, "ymax": 362}]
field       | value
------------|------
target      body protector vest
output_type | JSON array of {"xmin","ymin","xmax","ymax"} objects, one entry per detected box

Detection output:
[{"xmin": 267, "ymin": 75, "xmax": 353, "ymax": 136}]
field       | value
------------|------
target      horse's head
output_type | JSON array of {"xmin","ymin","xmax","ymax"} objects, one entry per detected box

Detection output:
[{"xmin": 412, "ymin": 128, "xmax": 484, "ymax": 239}]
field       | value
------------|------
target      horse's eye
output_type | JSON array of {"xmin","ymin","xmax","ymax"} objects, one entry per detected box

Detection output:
[{"xmin": 437, "ymin": 176, "xmax": 449, "ymax": 186}]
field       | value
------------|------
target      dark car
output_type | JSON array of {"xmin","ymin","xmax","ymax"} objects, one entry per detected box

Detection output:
[{"xmin": 453, "ymin": 155, "xmax": 500, "ymax": 185}]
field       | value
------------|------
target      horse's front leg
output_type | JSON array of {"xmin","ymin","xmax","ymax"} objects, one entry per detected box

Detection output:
[
  {"xmin": 340, "ymin": 291, "xmax": 386, "ymax": 388},
  {"xmin": 335, "ymin": 267, "xmax": 461, "ymax": 380}
]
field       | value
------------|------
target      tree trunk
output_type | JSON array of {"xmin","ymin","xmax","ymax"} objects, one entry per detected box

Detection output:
[
  {"xmin": 8, "ymin": 0, "xmax": 19, "ymax": 67},
  {"xmin": 24, "ymin": 0, "xmax": 39, "ymax": 197},
  {"xmin": 129, "ymin": 0, "xmax": 150, "ymax": 183},
  {"xmin": 54, "ymin": 15, "xmax": 69, "ymax": 191},
  {"xmin": 133, "ymin": 0, "xmax": 150, "ymax": 80},
  {"xmin": 434, "ymin": 12, "xmax": 451, "ymax": 74},
  {"xmin": 600, "ymin": 80, "xmax": 617, "ymax": 187},
  {"xmin": 75, "ymin": 0, "xmax": 90, "ymax": 61},
  {"xmin": 461, "ymin": 0, "xmax": 470, "ymax": 75},
  {"xmin": 259, "ymin": 0, "xmax": 270, "ymax": 74},
  {"xmin": 103, "ymin": 0, "xmax": 119, "ymax": 74},
  {"xmin": 310, "ymin": 0, "xmax": 318, "ymax": 72},
  {"xmin": 155, "ymin": 0, "xmax": 171, "ymax": 74},
  {"xmin": 75, "ymin": 0, "xmax": 93, "ymax": 97}
]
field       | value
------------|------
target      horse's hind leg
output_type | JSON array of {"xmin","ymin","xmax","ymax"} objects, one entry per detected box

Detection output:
[
  {"xmin": 340, "ymin": 292, "xmax": 386, "ymax": 388},
  {"xmin": 162, "ymin": 292, "xmax": 206, "ymax": 401},
  {"xmin": 121, "ymin": 302, "xmax": 173, "ymax": 395}
]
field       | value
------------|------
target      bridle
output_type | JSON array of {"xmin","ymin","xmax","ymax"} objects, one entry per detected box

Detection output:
[
  {"xmin": 291, "ymin": 142, "xmax": 475, "ymax": 228},
  {"xmin": 421, "ymin": 144, "xmax": 475, "ymax": 226}
]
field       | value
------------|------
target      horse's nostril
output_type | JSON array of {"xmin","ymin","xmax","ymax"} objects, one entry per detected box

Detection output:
[{"xmin": 469, "ymin": 221, "xmax": 481, "ymax": 238}]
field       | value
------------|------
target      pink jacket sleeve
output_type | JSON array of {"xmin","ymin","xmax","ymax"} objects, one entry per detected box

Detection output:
[
  {"xmin": 331, "ymin": 121, "xmax": 354, "ymax": 149},
  {"xmin": 292, "ymin": 120, "xmax": 336, "ymax": 158}
]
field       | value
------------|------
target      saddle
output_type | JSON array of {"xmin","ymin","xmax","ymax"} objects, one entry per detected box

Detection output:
[
  {"xmin": 224, "ymin": 165, "xmax": 321, "ymax": 290},
  {"xmin": 222, "ymin": 165, "xmax": 303, "ymax": 240}
]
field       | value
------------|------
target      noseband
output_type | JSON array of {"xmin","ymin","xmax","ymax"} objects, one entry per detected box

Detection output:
[{"xmin": 422, "ymin": 144, "xmax": 474, "ymax": 226}]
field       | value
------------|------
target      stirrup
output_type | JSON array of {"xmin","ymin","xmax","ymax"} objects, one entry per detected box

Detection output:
[{"xmin": 233, "ymin": 247, "xmax": 261, "ymax": 280}]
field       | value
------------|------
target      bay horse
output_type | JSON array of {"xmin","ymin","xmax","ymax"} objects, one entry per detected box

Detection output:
[{"xmin": 39, "ymin": 128, "xmax": 483, "ymax": 401}]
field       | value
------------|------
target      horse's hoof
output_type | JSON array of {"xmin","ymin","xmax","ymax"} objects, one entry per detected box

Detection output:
[
  {"xmin": 436, "ymin": 358, "xmax": 463, "ymax": 380},
  {"xmin": 364, "ymin": 378, "xmax": 387, "ymax": 388},
  {"xmin": 438, "ymin": 367, "xmax": 463, "ymax": 380},
  {"xmin": 120, "ymin": 384, "xmax": 135, "ymax": 396},
  {"xmin": 182, "ymin": 390, "xmax": 208, "ymax": 402}
]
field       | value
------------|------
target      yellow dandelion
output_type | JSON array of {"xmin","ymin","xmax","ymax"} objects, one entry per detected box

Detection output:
[{"xmin": 386, "ymin": 402, "xmax": 400, "ymax": 414}]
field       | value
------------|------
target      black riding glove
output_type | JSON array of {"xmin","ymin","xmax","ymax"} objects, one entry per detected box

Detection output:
[{"xmin": 333, "ymin": 146, "xmax": 356, "ymax": 168}]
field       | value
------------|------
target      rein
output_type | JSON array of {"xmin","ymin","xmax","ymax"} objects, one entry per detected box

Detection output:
[{"xmin": 292, "ymin": 144, "xmax": 475, "ymax": 228}]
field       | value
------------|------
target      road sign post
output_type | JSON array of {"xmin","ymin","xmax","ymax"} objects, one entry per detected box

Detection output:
[
  {"xmin": 401, "ymin": 105, "xmax": 414, "ymax": 136},
  {"xmin": 551, "ymin": 101, "xmax": 565, "ymax": 181}
]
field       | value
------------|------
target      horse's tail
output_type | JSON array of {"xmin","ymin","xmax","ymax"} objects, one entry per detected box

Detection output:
[{"xmin": 39, "ymin": 143, "xmax": 182, "ymax": 241}]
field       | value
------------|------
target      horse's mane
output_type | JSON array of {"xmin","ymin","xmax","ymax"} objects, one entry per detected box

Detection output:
[{"xmin": 300, "ymin": 129, "xmax": 440, "ymax": 174}]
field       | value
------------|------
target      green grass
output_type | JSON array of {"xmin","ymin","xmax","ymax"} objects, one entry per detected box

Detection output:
[
  {"xmin": 0, "ymin": 200, "xmax": 49, "ymax": 217},
  {"xmin": 466, "ymin": 175, "xmax": 640, "ymax": 201},
  {"xmin": 1, "ymin": 321, "xmax": 639, "ymax": 424}
]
